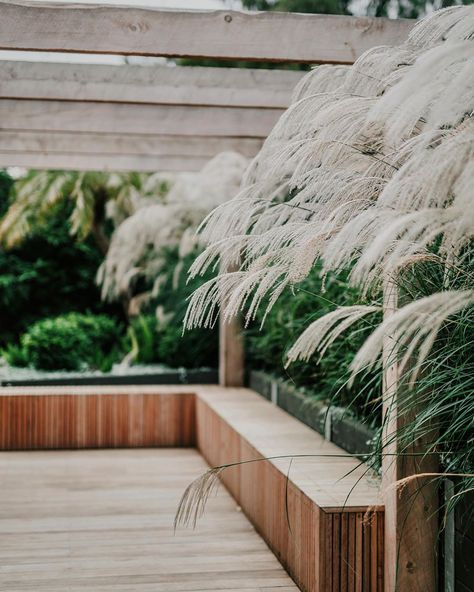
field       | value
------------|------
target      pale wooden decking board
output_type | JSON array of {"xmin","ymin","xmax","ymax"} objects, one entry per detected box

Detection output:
[{"xmin": 0, "ymin": 448, "xmax": 298, "ymax": 592}]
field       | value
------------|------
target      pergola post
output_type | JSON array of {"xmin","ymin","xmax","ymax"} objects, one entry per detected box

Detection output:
[
  {"xmin": 219, "ymin": 262, "xmax": 244, "ymax": 388},
  {"xmin": 219, "ymin": 315, "xmax": 245, "ymax": 387},
  {"xmin": 382, "ymin": 281, "xmax": 439, "ymax": 592}
]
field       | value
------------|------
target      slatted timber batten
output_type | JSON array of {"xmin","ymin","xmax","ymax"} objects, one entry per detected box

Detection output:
[
  {"xmin": 196, "ymin": 387, "xmax": 384, "ymax": 592},
  {"xmin": 0, "ymin": 60, "xmax": 298, "ymax": 171},
  {"xmin": 0, "ymin": 60, "xmax": 303, "ymax": 108},
  {"xmin": 0, "ymin": 152, "xmax": 214, "ymax": 172},
  {"xmin": 0, "ymin": 385, "xmax": 384, "ymax": 592},
  {"xmin": 0, "ymin": 389, "xmax": 196, "ymax": 448},
  {"xmin": 0, "ymin": 100, "xmax": 280, "ymax": 171},
  {"xmin": 0, "ymin": 1, "xmax": 413, "ymax": 64}
]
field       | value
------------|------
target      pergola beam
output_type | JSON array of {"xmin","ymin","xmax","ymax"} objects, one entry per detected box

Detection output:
[
  {"xmin": 0, "ymin": 152, "xmax": 210, "ymax": 172},
  {"xmin": 0, "ymin": 131, "xmax": 262, "ymax": 158},
  {"xmin": 0, "ymin": 60, "xmax": 293, "ymax": 171},
  {"xmin": 0, "ymin": 131, "xmax": 263, "ymax": 171},
  {"xmin": 0, "ymin": 1, "xmax": 414, "ymax": 64},
  {"xmin": 0, "ymin": 61, "xmax": 303, "ymax": 108},
  {"xmin": 0, "ymin": 99, "xmax": 282, "ymax": 137}
]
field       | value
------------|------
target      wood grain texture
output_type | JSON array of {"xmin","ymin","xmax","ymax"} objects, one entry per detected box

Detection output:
[
  {"xmin": 0, "ymin": 448, "xmax": 298, "ymax": 591},
  {"xmin": 0, "ymin": 99, "xmax": 281, "ymax": 137},
  {"xmin": 0, "ymin": 131, "xmax": 263, "ymax": 158},
  {"xmin": 0, "ymin": 1, "xmax": 413, "ymax": 64},
  {"xmin": 0, "ymin": 61, "xmax": 303, "ymax": 108},
  {"xmin": 0, "ymin": 385, "xmax": 384, "ymax": 590},
  {"xmin": 219, "ymin": 317, "xmax": 245, "ymax": 388},
  {"xmin": 0, "ymin": 152, "xmax": 212, "ymax": 172},
  {"xmin": 196, "ymin": 387, "xmax": 385, "ymax": 592},
  {"xmin": 0, "ymin": 392, "xmax": 195, "ymax": 449},
  {"xmin": 382, "ymin": 282, "xmax": 439, "ymax": 592}
]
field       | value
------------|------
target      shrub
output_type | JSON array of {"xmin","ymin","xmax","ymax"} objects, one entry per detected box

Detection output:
[
  {"xmin": 0, "ymin": 198, "xmax": 122, "ymax": 347},
  {"xmin": 245, "ymin": 263, "xmax": 382, "ymax": 423},
  {"xmin": 124, "ymin": 248, "xmax": 219, "ymax": 370},
  {"xmin": 127, "ymin": 314, "xmax": 218, "ymax": 370},
  {"xmin": 9, "ymin": 312, "xmax": 123, "ymax": 371}
]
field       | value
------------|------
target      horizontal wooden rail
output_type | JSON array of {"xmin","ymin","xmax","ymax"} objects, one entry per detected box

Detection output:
[
  {"xmin": 0, "ymin": 132, "xmax": 263, "ymax": 171},
  {"xmin": 0, "ymin": 99, "xmax": 281, "ymax": 137},
  {"xmin": 0, "ymin": 61, "xmax": 303, "ymax": 108},
  {"xmin": 0, "ymin": 2, "xmax": 414, "ymax": 64},
  {"xmin": 0, "ymin": 96, "xmax": 275, "ymax": 170},
  {"xmin": 0, "ymin": 152, "xmax": 211, "ymax": 172},
  {"xmin": 0, "ymin": 61, "xmax": 289, "ymax": 170},
  {"xmin": 0, "ymin": 131, "xmax": 262, "ymax": 159}
]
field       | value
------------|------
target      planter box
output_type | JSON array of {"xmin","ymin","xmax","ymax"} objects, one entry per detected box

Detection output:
[
  {"xmin": 0, "ymin": 368, "xmax": 218, "ymax": 387},
  {"xmin": 249, "ymin": 369, "xmax": 375, "ymax": 458}
]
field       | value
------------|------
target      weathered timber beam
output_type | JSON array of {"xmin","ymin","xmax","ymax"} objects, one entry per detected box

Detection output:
[
  {"xmin": 0, "ymin": 61, "xmax": 303, "ymax": 108},
  {"xmin": 0, "ymin": 99, "xmax": 282, "ymax": 137},
  {"xmin": 0, "ymin": 152, "xmax": 209, "ymax": 172},
  {"xmin": 0, "ymin": 1, "xmax": 414, "ymax": 64},
  {"xmin": 0, "ymin": 131, "xmax": 263, "ymax": 159}
]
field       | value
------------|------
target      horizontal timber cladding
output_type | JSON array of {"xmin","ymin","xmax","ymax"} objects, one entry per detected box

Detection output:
[
  {"xmin": 195, "ymin": 388, "xmax": 384, "ymax": 592},
  {"xmin": 0, "ymin": 391, "xmax": 195, "ymax": 449},
  {"xmin": 0, "ymin": 61, "xmax": 303, "ymax": 109},
  {"xmin": 0, "ymin": 1, "xmax": 413, "ymax": 64}
]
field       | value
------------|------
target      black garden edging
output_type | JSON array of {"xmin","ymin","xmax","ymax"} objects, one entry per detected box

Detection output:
[
  {"xmin": 248, "ymin": 369, "xmax": 376, "ymax": 458},
  {"xmin": 0, "ymin": 368, "xmax": 218, "ymax": 387}
]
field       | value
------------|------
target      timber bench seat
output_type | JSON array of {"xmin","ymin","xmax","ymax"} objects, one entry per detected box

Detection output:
[{"xmin": 0, "ymin": 385, "xmax": 384, "ymax": 591}]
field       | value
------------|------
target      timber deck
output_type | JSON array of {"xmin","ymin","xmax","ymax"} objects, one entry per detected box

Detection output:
[{"xmin": 0, "ymin": 448, "xmax": 298, "ymax": 592}]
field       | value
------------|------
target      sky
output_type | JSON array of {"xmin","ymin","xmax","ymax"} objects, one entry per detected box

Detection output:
[{"xmin": 0, "ymin": 0, "xmax": 243, "ymax": 64}]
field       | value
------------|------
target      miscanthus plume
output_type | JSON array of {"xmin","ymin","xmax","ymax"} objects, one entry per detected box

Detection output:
[
  {"xmin": 185, "ymin": 6, "xmax": 474, "ymax": 383},
  {"xmin": 98, "ymin": 152, "xmax": 248, "ymax": 305}
]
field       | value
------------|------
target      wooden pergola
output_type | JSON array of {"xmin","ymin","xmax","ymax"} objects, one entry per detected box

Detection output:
[
  {"xmin": 0, "ymin": 3, "xmax": 412, "ymax": 172},
  {"xmin": 0, "ymin": 3, "xmax": 434, "ymax": 592}
]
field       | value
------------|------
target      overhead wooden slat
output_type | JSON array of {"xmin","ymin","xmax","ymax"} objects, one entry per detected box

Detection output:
[
  {"xmin": 0, "ymin": 99, "xmax": 282, "ymax": 137},
  {"xmin": 0, "ymin": 129, "xmax": 264, "ymax": 171},
  {"xmin": 0, "ymin": 1, "xmax": 414, "ymax": 64},
  {"xmin": 0, "ymin": 131, "xmax": 263, "ymax": 159},
  {"xmin": 0, "ymin": 61, "xmax": 303, "ymax": 108},
  {"xmin": 0, "ymin": 152, "xmax": 210, "ymax": 172}
]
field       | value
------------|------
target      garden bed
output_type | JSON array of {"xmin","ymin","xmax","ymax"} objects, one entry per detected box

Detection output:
[
  {"xmin": 248, "ymin": 369, "xmax": 376, "ymax": 458},
  {"xmin": 0, "ymin": 364, "xmax": 217, "ymax": 387}
]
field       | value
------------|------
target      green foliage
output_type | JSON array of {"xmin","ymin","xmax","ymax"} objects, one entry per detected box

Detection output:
[
  {"xmin": 242, "ymin": 0, "xmax": 348, "ymax": 15},
  {"xmin": 245, "ymin": 264, "xmax": 382, "ymax": 421},
  {"xmin": 127, "ymin": 315, "xmax": 160, "ymax": 365},
  {"xmin": 2, "ymin": 342, "xmax": 29, "ymax": 368},
  {"xmin": 127, "ymin": 315, "xmax": 218, "ymax": 370},
  {"xmin": 126, "ymin": 248, "xmax": 218, "ymax": 369},
  {"xmin": 0, "ymin": 198, "xmax": 121, "ymax": 346},
  {"xmin": 0, "ymin": 169, "xmax": 166, "ymax": 254},
  {"xmin": 0, "ymin": 170, "xmax": 14, "ymax": 217},
  {"xmin": 242, "ymin": 0, "xmax": 474, "ymax": 18},
  {"xmin": 390, "ymin": 251, "xmax": 474, "ymax": 502},
  {"xmin": 7, "ymin": 312, "xmax": 124, "ymax": 371}
]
